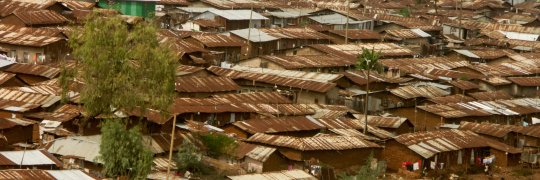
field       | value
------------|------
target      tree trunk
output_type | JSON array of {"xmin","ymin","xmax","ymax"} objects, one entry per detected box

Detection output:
[{"xmin": 364, "ymin": 70, "xmax": 370, "ymax": 134}]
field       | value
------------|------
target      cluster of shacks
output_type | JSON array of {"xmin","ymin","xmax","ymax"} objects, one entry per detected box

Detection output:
[{"xmin": 2, "ymin": 0, "xmax": 540, "ymax": 179}]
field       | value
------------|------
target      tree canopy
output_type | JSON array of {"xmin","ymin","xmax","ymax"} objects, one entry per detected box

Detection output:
[{"xmin": 64, "ymin": 12, "xmax": 177, "ymax": 179}]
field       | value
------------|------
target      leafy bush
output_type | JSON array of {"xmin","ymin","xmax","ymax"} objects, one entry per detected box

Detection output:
[
  {"xmin": 200, "ymin": 133, "xmax": 237, "ymax": 157},
  {"xmin": 175, "ymin": 141, "xmax": 203, "ymax": 173}
]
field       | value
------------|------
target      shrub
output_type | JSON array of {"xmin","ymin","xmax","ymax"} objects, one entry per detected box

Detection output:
[{"xmin": 199, "ymin": 133, "xmax": 237, "ymax": 157}]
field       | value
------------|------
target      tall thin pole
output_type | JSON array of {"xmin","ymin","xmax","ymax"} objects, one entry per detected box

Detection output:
[
  {"xmin": 246, "ymin": 4, "xmax": 254, "ymax": 58},
  {"xmin": 345, "ymin": 0, "xmax": 351, "ymax": 44},
  {"xmin": 363, "ymin": 60, "xmax": 370, "ymax": 134},
  {"xmin": 166, "ymin": 115, "xmax": 177, "ymax": 180}
]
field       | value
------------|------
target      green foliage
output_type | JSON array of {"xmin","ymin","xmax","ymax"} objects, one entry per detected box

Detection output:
[
  {"xmin": 64, "ymin": 12, "xmax": 176, "ymax": 179},
  {"xmin": 99, "ymin": 119, "xmax": 153, "ymax": 179},
  {"xmin": 356, "ymin": 48, "xmax": 383, "ymax": 73},
  {"xmin": 175, "ymin": 141, "xmax": 203, "ymax": 173},
  {"xmin": 65, "ymin": 12, "xmax": 176, "ymax": 116},
  {"xmin": 338, "ymin": 152, "xmax": 382, "ymax": 180},
  {"xmin": 200, "ymin": 133, "xmax": 237, "ymax": 157},
  {"xmin": 399, "ymin": 7, "xmax": 411, "ymax": 17}
]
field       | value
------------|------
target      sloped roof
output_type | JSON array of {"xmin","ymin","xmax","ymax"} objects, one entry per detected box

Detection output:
[
  {"xmin": 247, "ymin": 133, "xmax": 381, "ymax": 151},
  {"xmin": 205, "ymin": 9, "xmax": 267, "ymax": 20},
  {"xmin": 258, "ymin": 54, "xmax": 355, "ymax": 69},
  {"xmin": 175, "ymin": 76, "xmax": 240, "ymax": 93},
  {"xmin": 10, "ymin": 10, "xmax": 68, "ymax": 25}
]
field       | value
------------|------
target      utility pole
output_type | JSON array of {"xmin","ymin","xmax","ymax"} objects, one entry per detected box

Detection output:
[
  {"xmin": 345, "ymin": 0, "xmax": 351, "ymax": 44},
  {"xmin": 166, "ymin": 115, "xmax": 177, "ymax": 180},
  {"xmin": 246, "ymin": 3, "xmax": 254, "ymax": 58}
]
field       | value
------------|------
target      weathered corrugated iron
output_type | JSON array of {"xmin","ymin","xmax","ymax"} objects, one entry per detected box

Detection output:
[
  {"xmin": 3, "ymin": 63, "xmax": 60, "ymax": 79},
  {"xmin": 175, "ymin": 76, "xmax": 240, "ymax": 93},
  {"xmin": 227, "ymin": 170, "xmax": 317, "ymax": 180},
  {"xmin": 459, "ymin": 121, "xmax": 515, "ymax": 138},
  {"xmin": 246, "ymin": 133, "xmax": 381, "ymax": 151},
  {"xmin": 12, "ymin": 10, "xmax": 68, "ymax": 25},
  {"xmin": 213, "ymin": 92, "xmax": 292, "ymax": 104},
  {"xmin": 259, "ymin": 54, "xmax": 354, "ymax": 69},
  {"xmin": 390, "ymin": 85, "xmax": 450, "ymax": 99}
]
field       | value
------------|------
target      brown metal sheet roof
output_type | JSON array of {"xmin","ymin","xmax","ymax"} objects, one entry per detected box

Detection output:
[
  {"xmin": 355, "ymin": 115, "xmax": 410, "ymax": 129},
  {"xmin": 468, "ymin": 90, "xmax": 513, "ymax": 101},
  {"xmin": 390, "ymin": 85, "xmax": 449, "ymax": 99},
  {"xmin": 0, "ymin": 72, "xmax": 16, "ymax": 86},
  {"xmin": 247, "ymin": 133, "xmax": 381, "ymax": 151},
  {"xmin": 3, "ymin": 63, "xmax": 60, "ymax": 79},
  {"xmin": 191, "ymin": 34, "xmax": 245, "ymax": 47},
  {"xmin": 0, "ymin": 29, "xmax": 64, "ymax": 47},
  {"xmin": 259, "ymin": 27, "xmax": 331, "ymax": 40},
  {"xmin": 0, "ymin": 88, "xmax": 59, "ymax": 107},
  {"xmin": 328, "ymin": 29, "xmax": 382, "ymax": 40},
  {"xmin": 380, "ymin": 57, "xmax": 468, "ymax": 73},
  {"xmin": 0, "ymin": 0, "xmax": 43, "ymax": 17},
  {"xmin": 418, "ymin": 98, "xmax": 540, "ymax": 118},
  {"xmin": 175, "ymin": 76, "xmax": 240, "ymax": 93},
  {"xmin": 448, "ymin": 80, "xmax": 481, "ymax": 90},
  {"xmin": 309, "ymin": 43, "xmax": 416, "ymax": 58},
  {"xmin": 232, "ymin": 116, "xmax": 325, "ymax": 134},
  {"xmin": 158, "ymin": 0, "xmax": 190, "ymax": 6},
  {"xmin": 428, "ymin": 94, "xmax": 476, "ymax": 104},
  {"xmin": 235, "ymin": 142, "xmax": 276, "ymax": 162},
  {"xmin": 317, "ymin": 118, "xmax": 395, "ymax": 139},
  {"xmin": 508, "ymin": 77, "xmax": 540, "ymax": 86},
  {"xmin": 0, "ymin": 169, "xmax": 55, "ymax": 180},
  {"xmin": 344, "ymin": 70, "xmax": 411, "ymax": 85},
  {"xmin": 12, "ymin": 10, "xmax": 68, "ymax": 25},
  {"xmin": 458, "ymin": 121, "xmax": 515, "ymax": 138},
  {"xmin": 213, "ymin": 92, "xmax": 292, "ymax": 104},
  {"xmin": 207, "ymin": 66, "xmax": 337, "ymax": 93},
  {"xmin": 513, "ymin": 126, "xmax": 540, "ymax": 138},
  {"xmin": 394, "ymin": 129, "xmax": 520, "ymax": 158},
  {"xmin": 176, "ymin": 65, "xmax": 204, "ymax": 76},
  {"xmin": 259, "ymin": 54, "xmax": 355, "ymax": 69}
]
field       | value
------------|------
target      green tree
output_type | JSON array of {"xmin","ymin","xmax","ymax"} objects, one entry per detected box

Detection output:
[
  {"xmin": 99, "ymin": 120, "xmax": 153, "ymax": 179},
  {"xmin": 175, "ymin": 141, "xmax": 203, "ymax": 173},
  {"xmin": 357, "ymin": 48, "xmax": 382, "ymax": 134},
  {"xmin": 399, "ymin": 7, "xmax": 411, "ymax": 17},
  {"xmin": 63, "ymin": 12, "xmax": 176, "ymax": 179},
  {"xmin": 200, "ymin": 133, "xmax": 237, "ymax": 157}
]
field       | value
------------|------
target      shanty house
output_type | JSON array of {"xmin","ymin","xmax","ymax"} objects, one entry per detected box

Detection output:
[
  {"xmin": 327, "ymin": 29, "xmax": 382, "ymax": 44},
  {"xmin": 0, "ymin": 117, "xmax": 39, "ymax": 148},
  {"xmin": 208, "ymin": 66, "xmax": 342, "ymax": 104},
  {"xmin": 0, "ymin": 10, "xmax": 69, "ymax": 27},
  {"xmin": 194, "ymin": 9, "xmax": 268, "ymax": 31},
  {"xmin": 459, "ymin": 121, "xmax": 519, "ymax": 147},
  {"xmin": 0, "ymin": 28, "xmax": 68, "ymax": 64},
  {"xmin": 227, "ymin": 170, "xmax": 317, "ymax": 180},
  {"xmin": 383, "ymin": 130, "xmax": 521, "ymax": 173},
  {"xmin": 235, "ymin": 143, "xmax": 288, "ymax": 173},
  {"xmin": 307, "ymin": 13, "xmax": 373, "ymax": 31},
  {"xmin": 246, "ymin": 133, "xmax": 382, "ymax": 170},
  {"xmin": 175, "ymin": 76, "xmax": 240, "ymax": 98},
  {"xmin": 0, "ymin": 150, "xmax": 61, "ymax": 170},
  {"xmin": 507, "ymin": 77, "xmax": 540, "ymax": 98},
  {"xmin": 356, "ymin": 115, "xmax": 414, "ymax": 135},
  {"xmin": 184, "ymin": 34, "xmax": 245, "ymax": 64},
  {"xmin": 238, "ymin": 54, "xmax": 354, "ymax": 73}
]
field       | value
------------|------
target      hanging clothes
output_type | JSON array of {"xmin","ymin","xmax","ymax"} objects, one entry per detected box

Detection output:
[
  {"xmin": 430, "ymin": 161, "xmax": 436, "ymax": 169},
  {"xmin": 413, "ymin": 162, "xmax": 419, "ymax": 171},
  {"xmin": 470, "ymin": 149, "xmax": 475, "ymax": 164},
  {"xmin": 458, "ymin": 150, "xmax": 463, "ymax": 165},
  {"xmin": 439, "ymin": 163, "xmax": 444, "ymax": 169},
  {"xmin": 406, "ymin": 164, "xmax": 414, "ymax": 171}
]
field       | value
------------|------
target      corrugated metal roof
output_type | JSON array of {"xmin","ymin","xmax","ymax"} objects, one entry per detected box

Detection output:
[
  {"xmin": 380, "ymin": 57, "xmax": 468, "ymax": 72},
  {"xmin": 227, "ymin": 170, "xmax": 317, "ymax": 180},
  {"xmin": 308, "ymin": 13, "xmax": 366, "ymax": 25},
  {"xmin": 428, "ymin": 94, "xmax": 476, "ymax": 104},
  {"xmin": 328, "ymin": 29, "xmax": 382, "ymax": 40},
  {"xmin": 390, "ymin": 85, "xmax": 450, "ymax": 99},
  {"xmin": 247, "ymin": 133, "xmax": 381, "ymax": 151},
  {"xmin": 344, "ymin": 70, "xmax": 411, "ymax": 85},
  {"xmin": 385, "ymin": 29, "xmax": 431, "ymax": 39},
  {"xmin": 191, "ymin": 34, "xmax": 245, "ymax": 47},
  {"xmin": 0, "ymin": 88, "xmax": 60, "ymax": 108},
  {"xmin": 235, "ymin": 142, "xmax": 276, "ymax": 162},
  {"xmin": 418, "ymin": 98, "xmax": 540, "ymax": 118},
  {"xmin": 0, "ymin": 72, "xmax": 15, "ymax": 86},
  {"xmin": 0, "ymin": 29, "xmax": 64, "ymax": 47},
  {"xmin": 3, "ymin": 63, "xmax": 60, "ymax": 79},
  {"xmin": 175, "ymin": 76, "xmax": 240, "ymax": 93},
  {"xmin": 395, "ymin": 129, "xmax": 521, "ymax": 158},
  {"xmin": 468, "ymin": 90, "xmax": 513, "ymax": 101},
  {"xmin": 458, "ymin": 121, "xmax": 515, "ymax": 138},
  {"xmin": 0, "ymin": 169, "xmax": 55, "ymax": 180},
  {"xmin": 205, "ymin": 9, "xmax": 268, "ymax": 20},
  {"xmin": 230, "ymin": 28, "xmax": 278, "ymax": 42},
  {"xmin": 0, "ymin": 0, "xmax": 43, "ymax": 17},
  {"xmin": 353, "ymin": 115, "xmax": 409, "ymax": 129},
  {"xmin": 448, "ymin": 80, "xmax": 481, "ymax": 90},
  {"xmin": 0, "ymin": 150, "xmax": 61, "ymax": 166},
  {"xmin": 232, "ymin": 116, "xmax": 324, "ymax": 134},
  {"xmin": 213, "ymin": 92, "xmax": 292, "ymax": 104},
  {"xmin": 207, "ymin": 66, "xmax": 337, "ymax": 93},
  {"xmin": 45, "ymin": 170, "xmax": 95, "ymax": 180},
  {"xmin": 12, "ymin": 10, "xmax": 68, "ymax": 25},
  {"xmin": 508, "ymin": 77, "xmax": 540, "ymax": 86},
  {"xmin": 498, "ymin": 31, "xmax": 539, "ymax": 41},
  {"xmin": 328, "ymin": 129, "xmax": 380, "ymax": 141},
  {"xmin": 309, "ymin": 43, "xmax": 416, "ymax": 58},
  {"xmin": 153, "ymin": 157, "xmax": 177, "ymax": 171}
]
